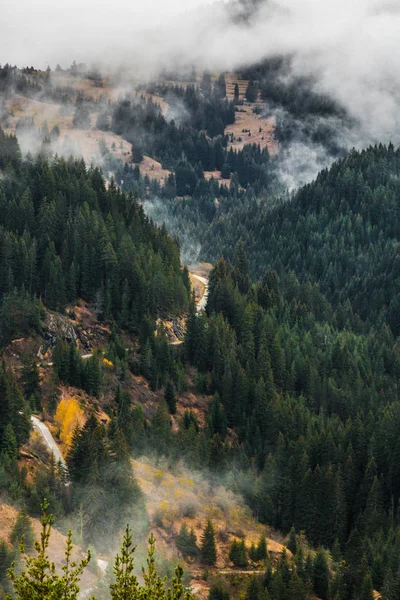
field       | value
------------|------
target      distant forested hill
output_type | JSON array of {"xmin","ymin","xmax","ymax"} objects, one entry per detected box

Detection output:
[{"xmin": 202, "ymin": 144, "xmax": 400, "ymax": 332}]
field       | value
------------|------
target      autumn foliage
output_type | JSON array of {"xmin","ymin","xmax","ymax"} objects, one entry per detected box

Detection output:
[{"xmin": 55, "ymin": 396, "xmax": 85, "ymax": 448}]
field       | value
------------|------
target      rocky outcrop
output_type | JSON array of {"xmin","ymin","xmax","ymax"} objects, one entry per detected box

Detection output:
[{"xmin": 38, "ymin": 312, "xmax": 78, "ymax": 359}]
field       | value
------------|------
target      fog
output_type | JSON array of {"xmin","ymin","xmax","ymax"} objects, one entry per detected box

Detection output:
[{"xmin": 3, "ymin": 0, "xmax": 400, "ymax": 147}]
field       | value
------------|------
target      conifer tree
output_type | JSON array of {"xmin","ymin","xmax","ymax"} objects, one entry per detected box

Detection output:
[
  {"xmin": 142, "ymin": 533, "xmax": 192, "ymax": 600},
  {"xmin": 245, "ymin": 79, "xmax": 258, "ymax": 103},
  {"xmin": 234, "ymin": 83, "xmax": 240, "ymax": 103},
  {"xmin": 249, "ymin": 542, "xmax": 258, "ymax": 562},
  {"xmin": 229, "ymin": 540, "xmax": 239, "ymax": 566},
  {"xmin": 8, "ymin": 505, "xmax": 194, "ymax": 600},
  {"xmin": 22, "ymin": 358, "xmax": 40, "ymax": 406},
  {"xmin": 229, "ymin": 539, "xmax": 247, "ymax": 567},
  {"xmin": 110, "ymin": 524, "xmax": 138, "ymax": 600},
  {"xmin": 381, "ymin": 567, "xmax": 398, "ymax": 600},
  {"xmin": 256, "ymin": 536, "xmax": 267, "ymax": 561},
  {"xmin": 2, "ymin": 423, "xmax": 17, "ymax": 458},
  {"xmin": 11, "ymin": 508, "xmax": 34, "ymax": 553},
  {"xmin": 287, "ymin": 525, "xmax": 297, "ymax": 555},
  {"xmin": 207, "ymin": 394, "xmax": 228, "ymax": 438},
  {"xmin": 233, "ymin": 238, "xmax": 250, "ymax": 295},
  {"xmin": 83, "ymin": 355, "xmax": 102, "ymax": 397},
  {"xmin": 312, "ymin": 548, "xmax": 330, "ymax": 600},
  {"xmin": 177, "ymin": 524, "xmax": 199, "ymax": 558},
  {"xmin": 164, "ymin": 380, "xmax": 177, "ymax": 415},
  {"xmin": 8, "ymin": 499, "xmax": 90, "ymax": 600},
  {"xmin": 200, "ymin": 520, "xmax": 217, "ymax": 566},
  {"xmin": 245, "ymin": 576, "xmax": 261, "ymax": 600},
  {"xmin": 0, "ymin": 539, "xmax": 13, "ymax": 582},
  {"xmin": 359, "ymin": 572, "xmax": 374, "ymax": 600},
  {"xmin": 209, "ymin": 583, "xmax": 230, "ymax": 600}
]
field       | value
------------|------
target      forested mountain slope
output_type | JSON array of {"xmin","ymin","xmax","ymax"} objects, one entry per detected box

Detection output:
[
  {"xmin": 0, "ymin": 125, "xmax": 189, "ymax": 345},
  {"xmin": 3, "ymin": 70, "xmax": 400, "ymax": 600},
  {"xmin": 0, "ymin": 126, "xmax": 192, "ymax": 595},
  {"xmin": 202, "ymin": 144, "xmax": 400, "ymax": 332},
  {"xmin": 183, "ymin": 248, "xmax": 400, "ymax": 599}
]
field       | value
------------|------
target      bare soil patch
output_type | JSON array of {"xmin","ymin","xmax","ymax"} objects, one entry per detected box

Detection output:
[
  {"xmin": 140, "ymin": 155, "xmax": 171, "ymax": 183},
  {"xmin": 225, "ymin": 74, "xmax": 278, "ymax": 155}
]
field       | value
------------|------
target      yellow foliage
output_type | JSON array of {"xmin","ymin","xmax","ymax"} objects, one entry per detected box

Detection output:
[
  {"xmin": 210, "ymin": 506, "xmax": 222, "ymax": 520},
  {"xmin": 103, "ymin": 358, "xmax": 114, "ymax": 368},
  {"xmin": 161, "ymin": 479, "xmax": 174, "ymax": 490},
  {"xmin": 178, "ymin": 477, "xmax": 194, "ymax": 488},
  {"xmin": 159, "ymin": 500, "xmax": 170, "ymax": 513},
  {"xmin": 229, "ymin": 508, "xmax": 240, "ymax": 523},
  {"xmin": 154, "ymin": 471, "xmax": 164, "ymax": 486},
  {"xmin": 55, "ymin": 396, "xmax": 85, "ymax": 448}
]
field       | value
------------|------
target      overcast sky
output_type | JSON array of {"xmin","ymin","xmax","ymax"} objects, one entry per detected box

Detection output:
[
  {"xmin": 3, "ymin": 0, "xmax": 400, "ymax": 146},
  {"xmin": 1, "ymin": 0, "xmax": 210, "ymax": 68}
]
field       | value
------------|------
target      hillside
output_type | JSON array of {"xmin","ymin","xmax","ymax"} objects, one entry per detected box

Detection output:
[
  {"xmin": 0, "ymin": 280, "xmax": 290, "ymax": 599},
  {"xmin": 1, "ymin": 67, "xmax": 277, "ymax": 192},
  {"xmin": 0, "ymin": 61, "xmax": 399, "ymax": 600},
  {"xmin": 202, "ymin": 144, "xmax": 400, "ymax": 331},
  {"xmin": 0, "ymin": 503, "xmax": 97, "ymax": 592}
]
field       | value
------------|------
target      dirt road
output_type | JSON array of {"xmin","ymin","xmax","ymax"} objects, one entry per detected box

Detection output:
[
  {"xmin": 31, "ymin": 416, "xmax": 66, "ymax": 466},
  {"xmin": 192, "ymin": 274, "xmax": 208, "ymax": 313}
]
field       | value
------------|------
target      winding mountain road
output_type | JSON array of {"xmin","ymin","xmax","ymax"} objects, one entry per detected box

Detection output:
[
  {"xmin": 168, "ymin": 274, "xmax": 208, "ymax": 347},
  {"xmin": 31, "ymin": 416, "xmax": 66, "ymax": 466},
  {"xmin": 192, "ymin": 274, "xmax": 209, "ymax": 313}
]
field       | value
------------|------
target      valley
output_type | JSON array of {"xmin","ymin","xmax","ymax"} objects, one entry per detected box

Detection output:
[{"xmin": 0, "ymin": 4, "xmax": 400, "ymax": 598}]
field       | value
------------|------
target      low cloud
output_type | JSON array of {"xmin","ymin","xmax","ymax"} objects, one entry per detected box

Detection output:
[{"xmin": 3, "ymin": 0, "xmax": 400, "ymax": 149}]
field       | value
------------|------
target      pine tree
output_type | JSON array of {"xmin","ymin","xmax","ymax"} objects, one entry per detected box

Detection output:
[
  {"xmin": 359, "ymin": 572, "xmax": 374, "ymax": 600},
  {"xmin": 381, "ymin": 567, "xmax": 398, "ymax": 600},
  {"xmin": 216, "ymin": 73, "xmax": 227, "ymax": 98},
  {"xmin": 0, "ymin": 539, "xmax": 13, "ymax": 582},
  {"xmin": 229, "ymin": 540, "xmax": 239, "ymax": 566},
  {"xmin": 256, "ymin": 536, "xmax": 267, "ymax": 561},
  {"xmin": 2, "ymin": 423, "xmax": 17, "ymax": 458},
  {"xmin": 200, "ymin": 520, "xmax": 217, "ymax": 566},
  {"xmin": 312, "ymin": 548, "xmax": 330, "ymax": 600},
  {"xmin": 53, "ymin": 339, "xmax": 70, "ymax": 383},
  {"xmin": 245, "ymin": 79, "xmax": 258, "ymax": 103},
  {"xmin": 8, "ymin": 504, "xmax": 193, "ymax": 600},
  {"xmin": 68, "ymin": 342, "xmax": 82, "ymax": 388},
  {"xmin": 207, "ymin": 394, "xmax": 228, "ymax": 438},
  {"xmin": 11, "ymin": 508, "xmax": 34, "ymax": 553},
  {"xmin": 233, "ymin": 238, "xmax": 250, "ymax": 295},
  {"xmin": 22, "ymin": 358, "xmax": 40, "ymax": 404},
  {"xmin": 110, "ymin": 524, "xmax": 138, "ymax": 600},
  {"xmin": 177, "ymin": 524, "xmax": 198, "ymax": 558},
  {"xmin": 209, "ymin": 583, "xmax": 230, "ymax": 600},
  {"xmin": 287, "ymin": 525, "xmax": 297, "ymax": 555},
  {"xmin": 229, "ymin": 539, "xmax": 247, "ymax": 567},
  {"xmin": 83, "ymin": 355, "xmax": 102, "ymax": 397},
  {"xmin": 249, "ymin": 542, "xmax": 258, "ymax": 562},
  {"xmin": 8, "ymin": 499, "xmax": 90, "ymax": 600},
  {"xmin": 142, "ymin": 533, "xmax": 192, "ymax": 600},
  {"xmin": 234, "ymin": 83, "xmax": 240, "ymax": 103},
  {"xmin": 245, "ymin": 576, "xmax": 261, "ymax": 600},
  {"xmin": 164, "ymin": 380, "xmax": 177, "ymax": 415}
]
